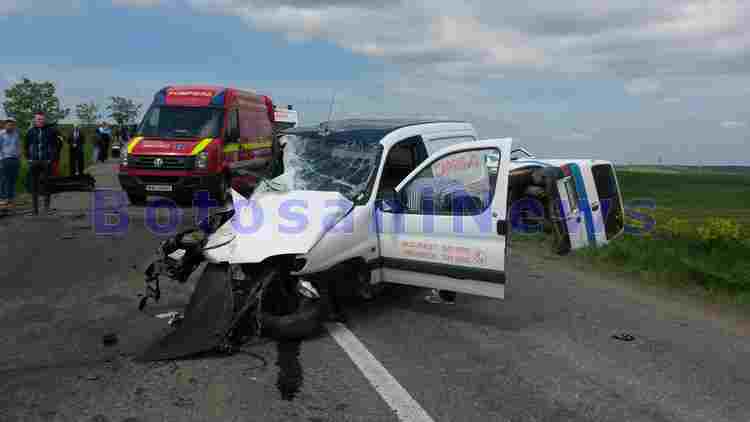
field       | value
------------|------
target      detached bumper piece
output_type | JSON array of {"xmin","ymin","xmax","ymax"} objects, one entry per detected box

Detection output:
[
  {"xmin": 137, "ymin": 210, "xmax": 239, "ymax": 361},
  {"xmin": 137, "ymin": 263, "xmax": 235, "ymax": 362},
  {"xmin": 45, "ymin": 174, "xmax": 96, "ymax": 194}
]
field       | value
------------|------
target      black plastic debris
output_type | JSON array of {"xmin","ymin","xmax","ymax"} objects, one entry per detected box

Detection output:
[
  {"xmin": 45, "ymin": 174, "xmax": 96, "ymax": 194},
  {"xmin": 102, "ymin": 333, "xmax": 118, "ymax": 346},
  {"xmin": 612, "ymin": 333, "xmax": 636, "ymax": 342},
  {"xmin": 60, "ymin": 233, "xmax": 76, "ymax": 240}
]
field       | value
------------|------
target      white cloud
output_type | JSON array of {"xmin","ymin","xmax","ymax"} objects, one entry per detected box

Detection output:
[
  {"xmin": 0, "ymin": 0, "xmax": 82, "ymax": 15},
  {"xmin": 111, "ymin": 0, "xmax": 165, "ymax": 6},
  {"xmin": 720, "ymin": 120, "xmax": 746, "ymax": 129},
  {"xmin": 624, "ymin": 78, "xmax": 662, "ymax": 96}
]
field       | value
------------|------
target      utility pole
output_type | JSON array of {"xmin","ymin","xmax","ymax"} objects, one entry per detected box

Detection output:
[{"xmin": 327, "ymin": 91, "xmax": 336, "ymax": 122}]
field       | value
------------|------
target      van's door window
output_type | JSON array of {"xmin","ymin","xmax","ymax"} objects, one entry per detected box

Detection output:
[
  {"xmin": 592, "ymin": 164, "xmax": 624, "ymax": 239},
  {"xmin": 563, "ymin": 177, "xmax": 580, "ymax": 214},
  {"xmin": 401, "ymin": 148, "xmax": 498, "ymax": 215},
  {"xmin": 377, "ymin": 137, "xmax": 427, "ymax": 197},
  {"xmin": 137, "ymin": 106, "xmax": 224, "ymax": 139}
]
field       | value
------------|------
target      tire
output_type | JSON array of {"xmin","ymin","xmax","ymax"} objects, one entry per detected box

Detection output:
[
  {"xmin": 257, "ymin": 265, "xmax": 323, "ymax": 341},
  {"xmin": 213, "ymin": 174, "xmax": 230, "ymax": 204},
  {"xmin": 261, "ymin": 297, "xmax": 323, "ymax": 341},
  {"xmin": 127, "ymin": 191, "xmax": 146, "ymax": 206}
]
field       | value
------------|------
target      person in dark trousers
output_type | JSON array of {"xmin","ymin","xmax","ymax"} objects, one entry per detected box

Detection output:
[
  {"xmin": 25, "ymin": 111, "xmax": 61, "ymax": 216},
  {"xmin": 97, "ymin": 123, "xmax": 111, "ymax": 162},
  {"xmin": 68, "ymin": 124, "xmax": 86, "ymax": 176},
  {"xmin": 0, "ymin": 118, "xmax": 22, "ymax": 212},
  {"xmin": 51, "ymin": 130, "xmax": 63, "ymax": 176}
]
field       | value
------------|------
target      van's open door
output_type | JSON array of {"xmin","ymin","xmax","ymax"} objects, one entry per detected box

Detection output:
[{"xmin": 374, "ymin": 139, "xmax": 512, "ymax": 299}]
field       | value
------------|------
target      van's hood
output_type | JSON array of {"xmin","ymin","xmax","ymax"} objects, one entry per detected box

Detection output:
[
  {"xmin": 128, "ymin": 137, "xmax": 213, "ymax": 155},
  {"xmin": 203, "ymin": 189, "xmax": 354, "ymax": 264}
]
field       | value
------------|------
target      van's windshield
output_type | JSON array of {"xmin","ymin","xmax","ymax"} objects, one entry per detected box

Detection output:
[
  {"xmin": 137, "ymin": 106, "xmax": 225, "ymax": 139},
  {"xmin": 255, "ymin": 133, "xmax": 383, "ymax": 202}
]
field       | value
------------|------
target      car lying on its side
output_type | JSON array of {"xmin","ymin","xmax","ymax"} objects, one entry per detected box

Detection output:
[{"xmin": 136, "ymin": 118, "xmax": 625, "ymax": 361}]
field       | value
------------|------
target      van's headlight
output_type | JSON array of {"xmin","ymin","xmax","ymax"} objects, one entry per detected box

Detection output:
[{"xmin": 196, "ymin": 151, "xmax": 209, "ymax": 169}]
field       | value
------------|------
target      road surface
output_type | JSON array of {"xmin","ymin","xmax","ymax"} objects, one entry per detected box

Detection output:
[{"xmin": 1, "ymin": 161, "xmax": 749, "ymax": 422}]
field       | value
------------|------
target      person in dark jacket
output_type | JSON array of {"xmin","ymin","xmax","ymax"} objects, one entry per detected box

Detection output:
[
  {"xmin": 25, "ymin": 111, "xmax": 61, "ymax": 215},
  {"xmin": 68, "ymin": 124, "xmax": 86, "ymax": 176},
  {"xmin": 97, "ymin": 123, "xmax": 112, "ymax": 162}
]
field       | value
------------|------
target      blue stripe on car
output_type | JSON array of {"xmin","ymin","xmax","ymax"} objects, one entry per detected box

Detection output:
[{"xmin": 568, "ymin": 163, "xmax": 597, "ymax": 246}]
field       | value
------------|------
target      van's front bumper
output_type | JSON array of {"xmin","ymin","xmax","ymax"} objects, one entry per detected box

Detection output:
[{"xmin": 118, "ymin": 171, "xmax": 221, "ymax": 199}]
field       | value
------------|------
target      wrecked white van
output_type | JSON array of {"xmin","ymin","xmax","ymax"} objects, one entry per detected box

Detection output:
[{"xmin": 136, "ymin": 119, "xmax": 624, "ymax": 361}]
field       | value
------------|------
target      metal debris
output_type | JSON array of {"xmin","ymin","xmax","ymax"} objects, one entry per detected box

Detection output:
[
  {"xmin": 102, "ymin": 333, "xmax": 119, "ymax": 346},
  {"xmin": 612, "ymin": 333, "xmax": 636, "ymax": 342}
]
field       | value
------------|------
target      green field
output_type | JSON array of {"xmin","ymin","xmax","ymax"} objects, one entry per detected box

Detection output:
[{"xmin": 576, "ymin": 166, "xmax": 750, "ymax": 302}]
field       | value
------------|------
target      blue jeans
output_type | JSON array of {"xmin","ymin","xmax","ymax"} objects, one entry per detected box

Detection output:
[{"xmin": 0, "ymin": 158, "xmax": 20, "ymax": 201}]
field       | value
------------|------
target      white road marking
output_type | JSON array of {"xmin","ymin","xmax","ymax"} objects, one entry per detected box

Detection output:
[{"xmin": 325, "ymin": 322, "xmax": 435, "ymax": 422}]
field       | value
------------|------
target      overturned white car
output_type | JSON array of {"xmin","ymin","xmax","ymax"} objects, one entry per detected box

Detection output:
[{"xmin": 137, "ymin": 119, "xmax": 625, "ymax": 360}]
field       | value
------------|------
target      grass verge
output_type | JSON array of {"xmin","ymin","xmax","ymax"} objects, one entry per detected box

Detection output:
[{"xmin": 515, "ymin": 167, "xmax": 750, "ymax": 304}]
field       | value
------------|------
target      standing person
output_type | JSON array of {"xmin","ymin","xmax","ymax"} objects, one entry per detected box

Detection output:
[
  {"xmin": 68, "ymin": 124, "xmax": 86, "ymax": 176},
  {"xmin": 93, "ymin": 123, "xmax": 102, "ymax": 163},
  {"xmin": 0, "ymin": 118, "xmax": 22, "ymax": 212},
  {"xmin": 98, "ymin": 123, "xmax": 112, "ymax": 162},
  {"xmin": 50, "ymin": 128, "xmax": 63, "ymax": 176},
  {"xmin": 25, "ymin": 112, "xmax": 61, "ymax": 216}
]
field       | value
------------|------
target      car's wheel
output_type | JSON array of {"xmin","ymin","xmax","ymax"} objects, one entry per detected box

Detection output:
[
  {"xmin": 127, "ymin": 191, "xmax": 146, "ymax": 206},
  {"xmin": 257, "ymin": 265, "xmax": 323, "ymax": 341}
]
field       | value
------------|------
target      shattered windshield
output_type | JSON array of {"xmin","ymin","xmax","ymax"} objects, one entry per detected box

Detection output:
[{"xmin": 255, "ymin": 132, "xmax": 383, "ymax": 202}]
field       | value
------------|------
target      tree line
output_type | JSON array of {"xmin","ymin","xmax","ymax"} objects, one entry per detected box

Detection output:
[{"xmin": 2, "ymin": 77, "xmax": 142, "ymax": 130}]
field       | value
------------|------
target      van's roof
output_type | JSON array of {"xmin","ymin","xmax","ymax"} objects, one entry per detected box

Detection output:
[
  {"xmin": 166, "ymin": 85, "xmax": 256, "ymax": 94},
  {"xmin": 285, "ymin": 118, "xmax": 467, "ymax": 144}
]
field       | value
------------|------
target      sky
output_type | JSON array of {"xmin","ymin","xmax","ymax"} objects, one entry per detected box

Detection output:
[{"xmin": 1, "ymin": 0, "xmax": 749, "ymax": 165}]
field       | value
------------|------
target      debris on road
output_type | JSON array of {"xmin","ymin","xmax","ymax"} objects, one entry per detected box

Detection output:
[
  {"xmin": 155, "ymin": 311, "xmax": 184, "ymax": 327},
  {"xmin": 173, "ymin": 396, "xmax": 194, "ymax": 408},
  {"xmin": 612, "ymin": 333, "xmax": 636, "ymax": 342},
  {"xmin": 102, "ymin": 333, "xmax": 118, "ymax": 346},
  {"xmin": 60, "ymin": 233, "xmax": 76, "ymax": 240}
]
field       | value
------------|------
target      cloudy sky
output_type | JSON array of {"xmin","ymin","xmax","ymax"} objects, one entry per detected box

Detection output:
[{"xmin": 1, "ymin": 0, "xmax": 749, "ymax": 165}]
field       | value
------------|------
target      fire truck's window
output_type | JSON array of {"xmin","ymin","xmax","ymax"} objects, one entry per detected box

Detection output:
[
  {"xmin": 227, "ymin": 109, "xmax": 239, "ymax": 141},
  {"xmin": 401, "ymin": 148, "xmax": 498, "ymax": 215},
  {"xmin": 138, "ymin": 106, "xmax": 224, "ymax": 139}
]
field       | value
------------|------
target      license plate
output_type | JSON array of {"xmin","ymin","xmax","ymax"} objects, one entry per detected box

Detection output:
[{"xmin": 146, "ymin": 185, "xmax": 173, "ymax": 192}]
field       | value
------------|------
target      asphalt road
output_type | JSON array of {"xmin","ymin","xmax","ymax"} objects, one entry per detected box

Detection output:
[{"xmin": 1, "ymin": 162, "xmax": 749, "ymax": 422}]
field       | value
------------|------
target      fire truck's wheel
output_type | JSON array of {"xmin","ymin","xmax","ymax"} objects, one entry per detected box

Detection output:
[
  {"xmin": 127, "ymin": 192, "xmax": 146, "ymax": 206},
  {"xmin": 214, "ymin": 175, "xmax": 230, "ymax": 204}
]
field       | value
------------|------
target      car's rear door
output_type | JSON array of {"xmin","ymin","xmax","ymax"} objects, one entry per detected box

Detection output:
[{"xmin": 374, "ymin": 139, "xmax": 512, "ymax": 299}]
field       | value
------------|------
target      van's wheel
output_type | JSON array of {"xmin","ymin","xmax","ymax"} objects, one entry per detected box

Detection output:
[{"xmin": 258, "ymin": 265, "xmax": 323, "ymax": 341}]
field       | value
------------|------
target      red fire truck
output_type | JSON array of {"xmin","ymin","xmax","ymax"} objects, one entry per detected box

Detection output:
[{"xmin": 118, "ymin": 85, "xmax": 297, "ymax": 204}]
